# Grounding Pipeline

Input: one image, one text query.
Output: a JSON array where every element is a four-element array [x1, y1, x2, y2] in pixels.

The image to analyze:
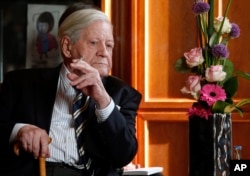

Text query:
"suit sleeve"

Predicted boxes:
[[96, 86, 142, 168]]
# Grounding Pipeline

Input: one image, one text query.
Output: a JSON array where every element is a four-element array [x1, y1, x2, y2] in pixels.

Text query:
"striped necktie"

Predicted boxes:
[[72, 91, 93, 171]]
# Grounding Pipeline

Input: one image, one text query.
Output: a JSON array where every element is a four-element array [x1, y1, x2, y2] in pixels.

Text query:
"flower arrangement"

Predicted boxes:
[[175, 0, 250, 119]]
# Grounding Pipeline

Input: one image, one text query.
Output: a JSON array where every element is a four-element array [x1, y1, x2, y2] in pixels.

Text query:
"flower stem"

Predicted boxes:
[[214, 0, 232, 44], [208, 0, 214, 38]]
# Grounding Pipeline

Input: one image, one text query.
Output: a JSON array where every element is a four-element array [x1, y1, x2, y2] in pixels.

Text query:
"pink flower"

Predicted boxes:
[[205, 65, 226, 82], [184, 47, 204, 68], [188, 103, 212, 120], [181, 75, 201, 99], [200, 84, 227, 106]]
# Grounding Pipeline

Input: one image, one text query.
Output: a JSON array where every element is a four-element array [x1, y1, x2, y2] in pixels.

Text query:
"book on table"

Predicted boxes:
[[122, 166, 163, 175]]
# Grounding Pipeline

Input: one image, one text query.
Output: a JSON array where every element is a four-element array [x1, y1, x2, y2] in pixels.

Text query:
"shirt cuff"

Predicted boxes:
[[95, 98, 115, 123], [9, 123, 27, 143]]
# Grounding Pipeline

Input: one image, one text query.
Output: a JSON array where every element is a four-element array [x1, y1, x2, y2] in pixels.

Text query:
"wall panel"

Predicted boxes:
[[132, 0, 250, 176], [110, 0, 250, 176]]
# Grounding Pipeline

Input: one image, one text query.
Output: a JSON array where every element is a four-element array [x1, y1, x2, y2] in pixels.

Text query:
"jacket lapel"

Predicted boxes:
[[34, 65, 61, 132]]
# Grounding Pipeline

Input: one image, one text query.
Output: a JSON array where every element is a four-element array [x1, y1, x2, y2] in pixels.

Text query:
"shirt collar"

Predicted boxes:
[[59, 63, 75, 93]]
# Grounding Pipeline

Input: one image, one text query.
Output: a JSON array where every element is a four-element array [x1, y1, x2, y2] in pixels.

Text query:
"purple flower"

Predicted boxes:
[[230, 23, 240, 38], [211, 44, 229, 58], [192, 2, 210, 14]]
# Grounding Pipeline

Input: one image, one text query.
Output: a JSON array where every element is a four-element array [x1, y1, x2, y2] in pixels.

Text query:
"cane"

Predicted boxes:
[[13, 137, 52, 176]]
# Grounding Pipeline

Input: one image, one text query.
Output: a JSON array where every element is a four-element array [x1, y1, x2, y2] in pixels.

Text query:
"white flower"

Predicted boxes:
[[214, 16, 232, 34]]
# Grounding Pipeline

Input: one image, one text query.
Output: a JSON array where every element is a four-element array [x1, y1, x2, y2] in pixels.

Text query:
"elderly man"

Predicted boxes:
[[0, 3, 141, 176]]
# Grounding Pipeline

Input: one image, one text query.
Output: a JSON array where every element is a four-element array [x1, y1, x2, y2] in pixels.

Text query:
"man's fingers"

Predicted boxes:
[[40, 137, 52, 158], [13, 137, 52, 158]]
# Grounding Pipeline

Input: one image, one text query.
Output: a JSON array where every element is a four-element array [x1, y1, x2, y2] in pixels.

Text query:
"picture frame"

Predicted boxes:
[[26, 4, 67, 68], [0, 1, 101, 83]]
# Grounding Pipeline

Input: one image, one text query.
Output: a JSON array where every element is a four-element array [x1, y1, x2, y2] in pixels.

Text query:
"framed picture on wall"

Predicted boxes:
[[26, 4, 66, 68]]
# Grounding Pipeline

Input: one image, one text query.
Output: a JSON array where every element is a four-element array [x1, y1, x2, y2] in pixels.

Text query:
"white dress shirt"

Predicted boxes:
[[10, 63, 115, 167]]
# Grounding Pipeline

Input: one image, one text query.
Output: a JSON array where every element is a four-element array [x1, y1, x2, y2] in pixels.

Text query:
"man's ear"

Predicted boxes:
[[61, 36, 72, 58]]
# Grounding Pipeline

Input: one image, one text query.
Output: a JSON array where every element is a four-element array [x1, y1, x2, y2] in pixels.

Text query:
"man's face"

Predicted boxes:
[[68, 21, 114, 77]]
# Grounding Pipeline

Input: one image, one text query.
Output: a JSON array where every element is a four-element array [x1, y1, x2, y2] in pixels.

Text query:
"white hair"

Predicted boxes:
[[58, 9, 112, 43]]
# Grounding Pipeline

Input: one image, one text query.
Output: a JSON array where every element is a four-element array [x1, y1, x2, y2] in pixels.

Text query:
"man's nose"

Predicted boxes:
[[97, 42, 109, 57]]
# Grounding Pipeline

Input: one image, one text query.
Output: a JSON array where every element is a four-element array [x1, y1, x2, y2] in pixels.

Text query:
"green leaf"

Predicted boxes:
[[222, 59, 234, 81], [213, 99, 250, 117], [225, 105, 243, 116], [212, 100, 230, 113], [224, 99, 250, 117], [209, 33, 217, 47], [174, 57, 191, 73], [235, 99, 250, 107], [223, 76, 238, 97], [235, 70, 250, 80], [208, 0, 214, 38]]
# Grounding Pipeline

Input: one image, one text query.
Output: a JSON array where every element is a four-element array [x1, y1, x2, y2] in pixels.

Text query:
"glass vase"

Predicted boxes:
[[189, 113, 232, 176]]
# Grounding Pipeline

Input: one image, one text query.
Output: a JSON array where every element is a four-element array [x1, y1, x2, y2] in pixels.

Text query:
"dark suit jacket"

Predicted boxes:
[[0, 64, 142, 176]]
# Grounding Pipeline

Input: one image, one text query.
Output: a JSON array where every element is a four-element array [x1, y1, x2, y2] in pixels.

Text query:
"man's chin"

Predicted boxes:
[[98, 69, 110, 78]]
